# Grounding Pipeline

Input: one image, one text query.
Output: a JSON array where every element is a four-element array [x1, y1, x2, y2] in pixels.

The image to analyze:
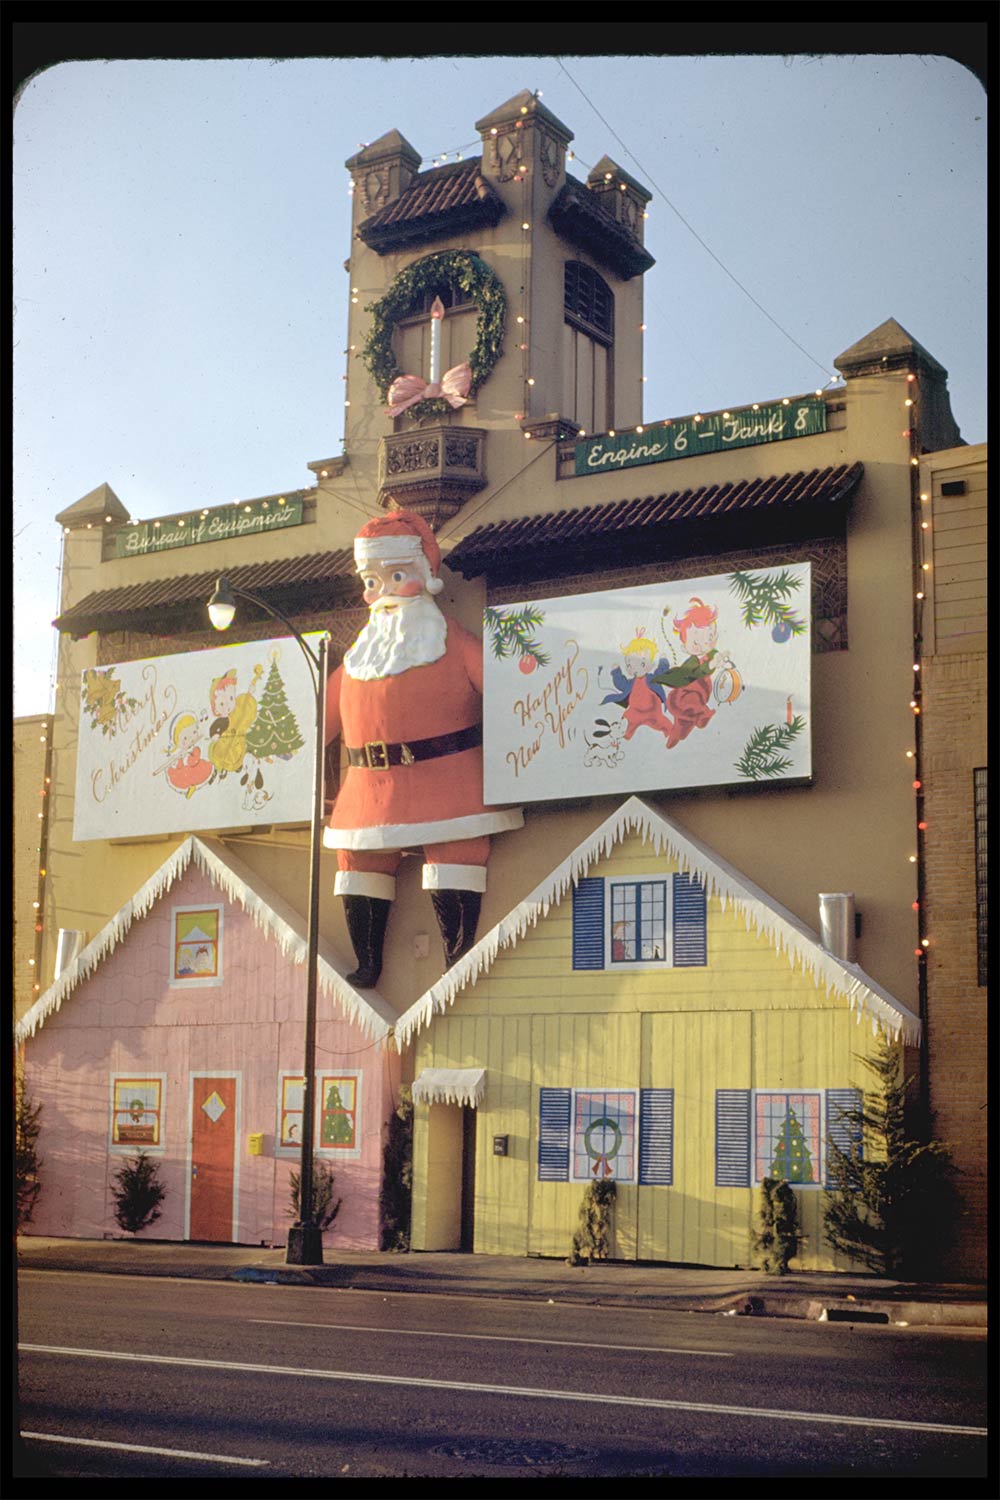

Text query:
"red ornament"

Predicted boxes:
[[519, 655, 538, 675]]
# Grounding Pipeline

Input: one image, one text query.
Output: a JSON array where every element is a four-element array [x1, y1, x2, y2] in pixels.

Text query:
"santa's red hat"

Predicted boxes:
[[354, 511, 444, 594]]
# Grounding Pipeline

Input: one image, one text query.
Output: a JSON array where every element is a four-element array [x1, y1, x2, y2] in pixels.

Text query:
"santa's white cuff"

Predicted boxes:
[[422, 863, 488, 893], [334, 871, 397, 900]]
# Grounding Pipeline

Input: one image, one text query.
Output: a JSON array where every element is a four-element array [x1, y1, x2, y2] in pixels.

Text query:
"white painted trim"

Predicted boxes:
[[421, 863, 488, 893], [185, 1071, 241, 1244], [394, 795, 922, 1049], [324, 807, 524, 851], [752, 1088, 825, 1190], [411, 1067, 486, 1108], [276, 1069, 364, 1160], [568, 1086, 639, 1183], [603, 873, 673, 970], [107, 1072, 167, 1156], [168, 902, 224, 988], [334, 870, 397, 900]]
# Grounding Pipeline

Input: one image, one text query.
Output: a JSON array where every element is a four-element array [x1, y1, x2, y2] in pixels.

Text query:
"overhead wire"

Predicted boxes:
[[555, 59, 836, 385]]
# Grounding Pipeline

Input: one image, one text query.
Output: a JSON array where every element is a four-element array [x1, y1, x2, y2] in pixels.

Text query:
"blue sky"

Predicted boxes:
[[13, 50, 986, 717]]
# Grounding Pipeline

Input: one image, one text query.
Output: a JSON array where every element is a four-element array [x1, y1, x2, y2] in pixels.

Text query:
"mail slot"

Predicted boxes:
[[247, 1132, 265, 1156], [493, 1134, 509, 1157]]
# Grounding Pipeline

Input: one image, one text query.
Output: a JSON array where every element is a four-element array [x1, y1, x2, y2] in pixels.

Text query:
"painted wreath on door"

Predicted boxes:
[[361, 250, 506, 422]]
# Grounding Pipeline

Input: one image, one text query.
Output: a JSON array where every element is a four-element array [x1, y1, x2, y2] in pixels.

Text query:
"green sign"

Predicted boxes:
[[574, 396, 827, 477], [115, 494, 305, 558]]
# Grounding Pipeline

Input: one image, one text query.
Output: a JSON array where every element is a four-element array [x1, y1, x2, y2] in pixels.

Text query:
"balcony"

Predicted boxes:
[[377, 425, 487, 530]]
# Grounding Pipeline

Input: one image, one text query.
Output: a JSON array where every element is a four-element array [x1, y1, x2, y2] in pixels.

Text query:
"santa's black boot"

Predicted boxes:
[[431, 889, 483, 969], [342, 895, 391, 988]]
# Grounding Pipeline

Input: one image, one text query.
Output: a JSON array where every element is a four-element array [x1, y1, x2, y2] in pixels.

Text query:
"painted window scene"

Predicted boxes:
[[319, 1075, 359, 1153], [610, 880, 667, 963], [112, 1077, 162, 1148], [572, 1089, 637, 1181], [755, 1091, 821, 1184], [279, 1075, 304, 1149], [171, 906, 222, 985]]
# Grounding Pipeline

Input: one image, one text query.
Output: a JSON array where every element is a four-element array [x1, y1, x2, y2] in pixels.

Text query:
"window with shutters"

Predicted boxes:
[[572, 872, 707, 971], [538, 1086, 674, 1184], [563, 260, 614, 434], [714, 1088, 862, 1189]]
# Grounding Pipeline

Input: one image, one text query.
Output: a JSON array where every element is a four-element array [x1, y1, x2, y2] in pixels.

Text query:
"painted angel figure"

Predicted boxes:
[[600, 627, 677, 743]]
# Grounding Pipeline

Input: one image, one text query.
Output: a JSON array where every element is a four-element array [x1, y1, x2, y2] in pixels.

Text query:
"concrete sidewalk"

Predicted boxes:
[[17, 1236, 986, 1328]]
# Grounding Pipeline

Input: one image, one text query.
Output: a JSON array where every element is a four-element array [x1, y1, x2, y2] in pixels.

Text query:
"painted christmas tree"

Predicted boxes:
[[320, 1084, 354, 1146], [245, 657, 305, 760], [770, 1106, 815, 1184]]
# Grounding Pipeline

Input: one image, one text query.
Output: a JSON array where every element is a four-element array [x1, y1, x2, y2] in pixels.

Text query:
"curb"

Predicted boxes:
[[227, 1267, 987, 1328]]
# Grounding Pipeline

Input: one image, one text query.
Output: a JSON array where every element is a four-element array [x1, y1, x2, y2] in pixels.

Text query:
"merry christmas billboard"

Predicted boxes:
[[73, 635, 319, 841], [482, 565, 812, 805]]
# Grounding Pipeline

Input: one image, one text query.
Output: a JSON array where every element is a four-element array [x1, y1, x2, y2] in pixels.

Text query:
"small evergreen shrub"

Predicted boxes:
[[568, 1179, 616, 1265], [111, 1151, 166, 1236], [755, 1177, 800, 1274], [16, 1073, 43, 1232], [823, 1036, 960, 1278], [379, 1087, 413, 1251], [288, 1155, 342, 1232]]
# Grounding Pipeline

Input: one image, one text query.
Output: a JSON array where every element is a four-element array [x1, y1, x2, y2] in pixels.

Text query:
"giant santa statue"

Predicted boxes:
[[324, 511, 523, 987]]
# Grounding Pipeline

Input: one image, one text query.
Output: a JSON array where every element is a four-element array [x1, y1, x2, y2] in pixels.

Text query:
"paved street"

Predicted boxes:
[[17, 1269, 988, 1480]]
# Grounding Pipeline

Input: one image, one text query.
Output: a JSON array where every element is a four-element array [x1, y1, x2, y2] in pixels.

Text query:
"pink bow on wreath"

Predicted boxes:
[[386, 363, 472, 418]]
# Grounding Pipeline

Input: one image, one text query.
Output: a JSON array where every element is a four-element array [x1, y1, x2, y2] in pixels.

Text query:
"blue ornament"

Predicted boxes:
[[772, 619, 793, 643]]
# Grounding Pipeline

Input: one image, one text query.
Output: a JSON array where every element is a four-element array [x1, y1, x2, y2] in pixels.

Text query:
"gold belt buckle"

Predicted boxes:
[[364, 740, 390, 769]]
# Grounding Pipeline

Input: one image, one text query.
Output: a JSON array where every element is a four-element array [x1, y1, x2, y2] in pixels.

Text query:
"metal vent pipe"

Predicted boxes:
[[818, 893, 856, 963]]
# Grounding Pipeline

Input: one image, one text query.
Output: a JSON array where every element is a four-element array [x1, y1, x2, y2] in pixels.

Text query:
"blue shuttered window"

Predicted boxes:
[[672, 874, 707, 966], [824, 1087, 863, 1189], [715, 1089, 752, 1186], [571, 873, 707, 969], [638, 1089, 674, 1185], [572, 878, 606, 969], [537, 1088, 572, 1180]]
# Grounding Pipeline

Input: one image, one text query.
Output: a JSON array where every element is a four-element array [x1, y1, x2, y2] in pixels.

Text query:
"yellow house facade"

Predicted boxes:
[[399, 799, 920, 1269]]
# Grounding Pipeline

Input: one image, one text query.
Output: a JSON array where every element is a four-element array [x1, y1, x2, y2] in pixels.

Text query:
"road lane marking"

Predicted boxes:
[[247, 1319, 734, 1357], [21, 1431, 268, 1467], [20, 1345, 987, 1438]]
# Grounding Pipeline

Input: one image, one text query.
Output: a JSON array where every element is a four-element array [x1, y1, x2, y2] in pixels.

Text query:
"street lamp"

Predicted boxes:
[[208, 575, 329, 1265]]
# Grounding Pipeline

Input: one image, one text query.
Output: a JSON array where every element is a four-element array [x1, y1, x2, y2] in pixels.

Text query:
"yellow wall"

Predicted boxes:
[[14, 716, 52, 1022], [412, 833, 887, 1269]]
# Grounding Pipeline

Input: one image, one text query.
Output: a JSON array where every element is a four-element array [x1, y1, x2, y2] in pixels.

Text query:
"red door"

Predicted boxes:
[[189, 1075, 237, 1241]]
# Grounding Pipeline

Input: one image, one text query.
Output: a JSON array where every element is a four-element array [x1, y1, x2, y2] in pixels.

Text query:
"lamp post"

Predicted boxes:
[[208, 576, 329, 1265]]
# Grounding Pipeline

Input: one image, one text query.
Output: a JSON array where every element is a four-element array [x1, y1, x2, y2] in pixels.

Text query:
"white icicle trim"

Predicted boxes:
[[16, 835, 395, 1047], [393, 795, 922, 1051]]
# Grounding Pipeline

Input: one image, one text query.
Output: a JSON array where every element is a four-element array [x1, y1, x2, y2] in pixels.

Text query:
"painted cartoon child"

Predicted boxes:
[[193, 945, 214, 974], [208, 664, 262, 780], [164, 712, 213, 798], [601, 629, 676, 742], [652, 597, 719, 748]]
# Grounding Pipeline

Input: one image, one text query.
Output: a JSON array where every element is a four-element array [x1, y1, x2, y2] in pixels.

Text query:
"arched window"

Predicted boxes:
[[563, 262, 614, 433]]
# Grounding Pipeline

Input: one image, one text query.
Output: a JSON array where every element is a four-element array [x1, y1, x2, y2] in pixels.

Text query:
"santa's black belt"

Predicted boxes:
[[346, 723, 482, 770]]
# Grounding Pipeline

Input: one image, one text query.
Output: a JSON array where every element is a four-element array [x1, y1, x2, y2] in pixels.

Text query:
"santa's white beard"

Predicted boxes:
[[344, 593, 449, 680]]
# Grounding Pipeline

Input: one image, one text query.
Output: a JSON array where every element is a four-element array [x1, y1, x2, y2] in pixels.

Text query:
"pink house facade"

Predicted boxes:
[[16, 837, 400, 1249]]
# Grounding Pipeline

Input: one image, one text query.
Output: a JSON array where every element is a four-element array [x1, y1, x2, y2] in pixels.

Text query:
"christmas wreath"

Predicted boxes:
[[362, 250, 506, 422]]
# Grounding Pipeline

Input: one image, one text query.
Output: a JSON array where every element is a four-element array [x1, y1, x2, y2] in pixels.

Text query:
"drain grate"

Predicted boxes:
[[433, 1439, 596, 1468], [821, 1307, 890, 1324]]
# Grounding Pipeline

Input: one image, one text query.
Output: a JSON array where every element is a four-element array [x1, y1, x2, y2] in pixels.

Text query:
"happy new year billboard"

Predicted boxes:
[[73, 636, 319, 841], [482, 565, 812, 805]]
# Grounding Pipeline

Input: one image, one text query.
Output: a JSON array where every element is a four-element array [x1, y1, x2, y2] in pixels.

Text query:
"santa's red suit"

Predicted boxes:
[[323, 509, 522, 985], [323, 619, 522, 878]]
